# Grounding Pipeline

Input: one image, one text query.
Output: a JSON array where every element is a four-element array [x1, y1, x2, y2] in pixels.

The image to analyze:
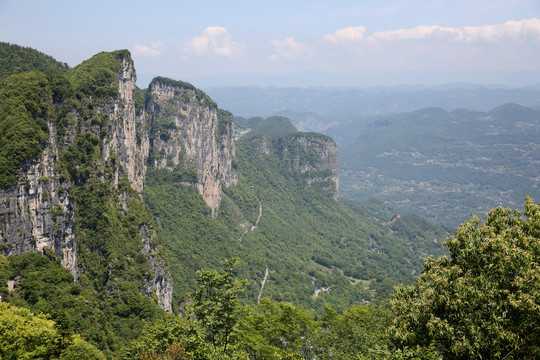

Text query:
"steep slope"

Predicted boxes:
[[0, 50, 174, 313], [230, 133, 449, 305], [145, 77, 236, 217], [145, 119, 449, 312]]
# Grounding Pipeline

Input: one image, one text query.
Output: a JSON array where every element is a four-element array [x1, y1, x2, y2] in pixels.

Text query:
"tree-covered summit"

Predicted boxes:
[[0, 42, 69, 82]]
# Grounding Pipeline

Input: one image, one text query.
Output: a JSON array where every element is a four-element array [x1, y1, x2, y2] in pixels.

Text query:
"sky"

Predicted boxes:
[[1, 0, 539, 88]]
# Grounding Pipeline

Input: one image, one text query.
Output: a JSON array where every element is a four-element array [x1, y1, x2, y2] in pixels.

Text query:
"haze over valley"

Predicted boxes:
[[212, 86, 540, 227]]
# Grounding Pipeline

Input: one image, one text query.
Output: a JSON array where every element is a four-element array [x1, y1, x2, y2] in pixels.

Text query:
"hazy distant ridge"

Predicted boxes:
[[205, 85, 540, 118]]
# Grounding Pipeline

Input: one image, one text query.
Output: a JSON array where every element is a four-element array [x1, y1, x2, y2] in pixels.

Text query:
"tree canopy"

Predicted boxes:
[[389, 197, 540, 359]]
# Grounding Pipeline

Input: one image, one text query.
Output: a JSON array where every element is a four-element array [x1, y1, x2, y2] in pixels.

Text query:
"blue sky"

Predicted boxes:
[[1, 0, 539, 87]]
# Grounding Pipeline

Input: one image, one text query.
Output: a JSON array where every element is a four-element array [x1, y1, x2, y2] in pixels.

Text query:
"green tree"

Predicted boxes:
[[121, 315, 220, 360], [0, 302, 57, 359], [54, 309, 75, 354], [190, 258, 247, 355], [316, 304, 392, 359], [238, 298, 317, 359], [389, 197, 540, 359], [0, 254, 8, 298], [58, 340, 106, 360]]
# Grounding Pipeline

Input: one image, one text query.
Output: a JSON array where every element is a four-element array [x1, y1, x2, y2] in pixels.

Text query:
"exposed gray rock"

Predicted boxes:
[[147, 78, 237, 217], [106, 55, 148, 195], [252, 133, 339, 200], [284, 134, 340, 200], [0, 51, 238, 312], [0, 119, 77, 278]]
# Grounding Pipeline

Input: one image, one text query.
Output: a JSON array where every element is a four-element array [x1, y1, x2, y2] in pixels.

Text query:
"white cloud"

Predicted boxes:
[[184, 26, 241, 57], [325, 18, 540, 44], [270, 37, 314, 60], [132, 40, 163, 57], [371, 25, 454, 41], [323, 26, 366, 44], [459, 18, 540, 42], [319, 18, 540, 71]]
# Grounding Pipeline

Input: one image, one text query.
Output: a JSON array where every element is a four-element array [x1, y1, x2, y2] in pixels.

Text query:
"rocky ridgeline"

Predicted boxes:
[[252, 133, 339, 199], [0, 50, 237, 311], [147, 77, 237, 216], [0, 49, 341, 311]]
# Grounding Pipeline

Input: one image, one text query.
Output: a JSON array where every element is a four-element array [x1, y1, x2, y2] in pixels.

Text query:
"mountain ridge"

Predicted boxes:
[[0, 44, 455, 354]]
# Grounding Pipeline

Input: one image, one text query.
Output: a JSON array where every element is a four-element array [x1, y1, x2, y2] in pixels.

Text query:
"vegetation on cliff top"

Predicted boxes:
[[0, 42, 68, 82], [0, 71, 50, 186], [149, 76, 217, 109], [67, 50, 130, 100], [241, 115, 298, 138]]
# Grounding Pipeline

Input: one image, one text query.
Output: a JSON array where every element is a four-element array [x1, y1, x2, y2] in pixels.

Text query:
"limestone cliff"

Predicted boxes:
[[71, 51, 172, 312], [0, 51, 153, 311], [0, 119, 77, 277], [252, 132, 339, 199], [106, 55, 149, 194], [146, 77, 237, 217], [0, 49, 238, 312]]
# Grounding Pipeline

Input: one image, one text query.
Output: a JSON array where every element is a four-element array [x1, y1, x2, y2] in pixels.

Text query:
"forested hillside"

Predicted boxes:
[[0, 42, 69, 82], [144, 115, 450, 313], [2, 44, 536, 359]]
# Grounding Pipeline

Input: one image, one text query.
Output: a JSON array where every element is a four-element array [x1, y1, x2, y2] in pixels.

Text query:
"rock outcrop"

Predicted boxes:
[[0, 120, 77, 277], [0, 50, 236, 312], [251, 132, 339, 199], [106, 55, 149, 194], [146, 77, 237, 217]]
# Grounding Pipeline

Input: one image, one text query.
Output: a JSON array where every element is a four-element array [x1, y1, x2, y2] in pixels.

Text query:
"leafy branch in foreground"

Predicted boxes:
[[190, 257, 247, 355], [389, 196, 540, 359]]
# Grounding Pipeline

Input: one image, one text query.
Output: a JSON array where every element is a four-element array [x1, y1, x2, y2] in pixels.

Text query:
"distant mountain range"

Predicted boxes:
[[208, 85, 540, 227], [334, 104, 540, 227], [205, 85, 540, 118]]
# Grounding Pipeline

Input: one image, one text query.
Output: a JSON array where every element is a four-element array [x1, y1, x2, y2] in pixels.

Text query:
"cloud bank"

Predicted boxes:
[[324, 18, 540, 44], [318, 18, 540, 71], [184, 26, 242, 57]]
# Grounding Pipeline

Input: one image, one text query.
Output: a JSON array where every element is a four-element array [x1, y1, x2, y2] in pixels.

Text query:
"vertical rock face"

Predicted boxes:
[[254, 133, 339, 199], [104, 55, 148, 194], [147, 77, 237, 217], [139, 223, 173, 312], [0, 50, 237, 312], [282, 134, 339, 200], [103, 54, 172, 312], [0, 120, 78, 277]]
